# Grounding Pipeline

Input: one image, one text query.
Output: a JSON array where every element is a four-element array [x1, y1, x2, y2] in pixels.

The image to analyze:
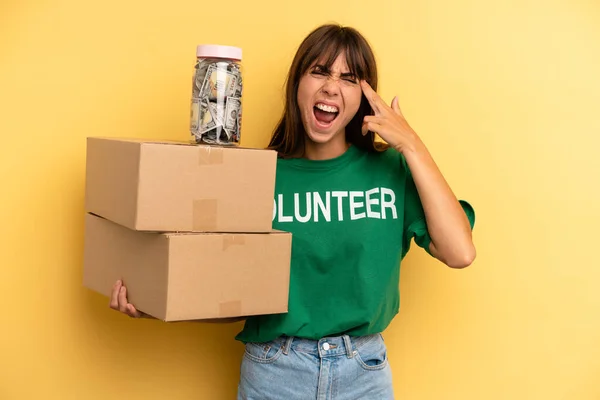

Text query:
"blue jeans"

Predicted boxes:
[[237, 333, 395, 400]]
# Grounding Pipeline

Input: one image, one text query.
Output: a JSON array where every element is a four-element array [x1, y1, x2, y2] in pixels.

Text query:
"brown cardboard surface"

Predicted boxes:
[[84, 137, 277, 233], [83, 213, 291, 321]]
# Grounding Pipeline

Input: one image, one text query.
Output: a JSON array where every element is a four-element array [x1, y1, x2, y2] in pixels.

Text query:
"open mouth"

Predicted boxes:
[[313, 102, 339, 127]]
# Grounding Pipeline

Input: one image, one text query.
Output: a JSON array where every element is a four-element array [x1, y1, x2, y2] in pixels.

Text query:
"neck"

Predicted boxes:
[[303, 135, 350, 161]]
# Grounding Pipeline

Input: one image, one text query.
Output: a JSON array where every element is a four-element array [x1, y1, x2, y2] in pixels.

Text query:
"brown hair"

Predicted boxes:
[[267, 24, 389, 157]]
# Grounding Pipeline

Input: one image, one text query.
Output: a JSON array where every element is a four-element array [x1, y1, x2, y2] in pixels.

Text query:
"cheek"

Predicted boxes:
[[343, 87, 363, 115], [297, 80, 314, 111]]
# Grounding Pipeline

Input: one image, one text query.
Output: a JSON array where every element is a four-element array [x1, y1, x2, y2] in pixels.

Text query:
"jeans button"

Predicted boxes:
[[322, 342, 330, 351]]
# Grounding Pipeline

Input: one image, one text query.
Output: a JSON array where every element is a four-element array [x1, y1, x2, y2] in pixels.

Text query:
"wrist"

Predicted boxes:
[[395, 136, 426, 158]]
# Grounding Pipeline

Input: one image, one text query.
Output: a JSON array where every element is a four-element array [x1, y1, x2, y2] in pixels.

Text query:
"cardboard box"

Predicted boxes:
[[83, 213, 292, 321], [85, 137, 277, 233]]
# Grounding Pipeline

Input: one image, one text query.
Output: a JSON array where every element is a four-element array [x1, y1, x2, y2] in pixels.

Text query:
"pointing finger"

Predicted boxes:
[[360, 80, 382, 113]]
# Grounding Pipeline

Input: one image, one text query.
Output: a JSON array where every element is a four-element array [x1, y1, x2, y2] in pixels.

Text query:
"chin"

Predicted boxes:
[[305, 129, 339, 145]]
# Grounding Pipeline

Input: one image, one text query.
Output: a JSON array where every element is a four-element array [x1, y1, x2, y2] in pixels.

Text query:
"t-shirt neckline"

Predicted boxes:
[[281, 145, 361, 171]]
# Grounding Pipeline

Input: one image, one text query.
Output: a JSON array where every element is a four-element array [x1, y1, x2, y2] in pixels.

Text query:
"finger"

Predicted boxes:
[[360, 80, 383, 113], [120, 287, 142, 318], [109, 280, 121, 309], [118, 285, 129, 313], [362, 121, 383, 136], [362, 115, 385, 135], [363, 115, 384, 124], [360, 80, 380, 112], [127, 304, 142, 318], [391, 96, 403, 117], [391, 96, 405, 118]]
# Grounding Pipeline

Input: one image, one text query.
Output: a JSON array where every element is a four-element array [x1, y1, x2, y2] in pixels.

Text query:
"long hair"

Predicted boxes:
[[268, 24, 389, 157]]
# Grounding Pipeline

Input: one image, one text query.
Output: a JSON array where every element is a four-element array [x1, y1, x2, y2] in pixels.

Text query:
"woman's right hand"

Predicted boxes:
[[109, 280, 146, 318]]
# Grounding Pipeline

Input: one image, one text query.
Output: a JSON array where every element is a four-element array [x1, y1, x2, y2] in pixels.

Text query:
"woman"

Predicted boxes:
[[111, 24, 476, 399]]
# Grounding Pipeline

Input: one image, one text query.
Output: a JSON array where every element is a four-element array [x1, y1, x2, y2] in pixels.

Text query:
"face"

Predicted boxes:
[[296, 53, 363, 147]]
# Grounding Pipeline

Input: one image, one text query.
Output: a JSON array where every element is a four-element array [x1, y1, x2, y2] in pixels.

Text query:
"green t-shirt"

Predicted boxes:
[[235, 145, 475, 343]]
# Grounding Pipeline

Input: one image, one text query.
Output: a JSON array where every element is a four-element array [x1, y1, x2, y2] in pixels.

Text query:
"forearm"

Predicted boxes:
[[402, 141, 476, 268]]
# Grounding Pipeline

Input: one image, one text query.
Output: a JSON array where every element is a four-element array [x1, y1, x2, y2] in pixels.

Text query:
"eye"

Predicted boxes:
[[340, 75, 357, 85], [310, 66, 327, 76]]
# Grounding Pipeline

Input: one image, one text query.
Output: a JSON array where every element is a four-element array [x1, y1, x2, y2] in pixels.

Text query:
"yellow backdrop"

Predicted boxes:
[[2, 0, 599, 399]]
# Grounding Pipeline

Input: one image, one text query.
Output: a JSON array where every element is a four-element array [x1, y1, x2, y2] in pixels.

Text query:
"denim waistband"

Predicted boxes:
[[271, 333, 383, 359]]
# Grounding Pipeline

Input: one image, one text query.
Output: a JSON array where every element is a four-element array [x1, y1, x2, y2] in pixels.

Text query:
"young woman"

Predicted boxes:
[[110, 24, 476, 400]]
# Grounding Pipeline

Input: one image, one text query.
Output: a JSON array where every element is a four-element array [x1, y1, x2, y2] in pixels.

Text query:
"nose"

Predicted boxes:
[[321, 76, 341, 97]]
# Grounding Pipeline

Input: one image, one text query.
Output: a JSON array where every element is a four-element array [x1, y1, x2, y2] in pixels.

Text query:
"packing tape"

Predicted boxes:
[[222, 235, 246, 251], [219, 300, 242, 317], [192, 199, 218, 231], [198, 147, 224, 165]]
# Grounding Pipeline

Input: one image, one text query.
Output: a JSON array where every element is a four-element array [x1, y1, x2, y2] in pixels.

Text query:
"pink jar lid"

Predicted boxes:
[[196, 44, 242, 60]]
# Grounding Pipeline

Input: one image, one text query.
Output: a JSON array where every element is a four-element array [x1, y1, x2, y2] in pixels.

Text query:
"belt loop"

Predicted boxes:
[[343, 335, 354, 358], [282, 336, 293, 356]]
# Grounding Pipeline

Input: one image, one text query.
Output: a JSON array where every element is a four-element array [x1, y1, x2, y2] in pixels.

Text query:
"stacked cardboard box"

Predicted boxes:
[[82, 137, 292, 322]]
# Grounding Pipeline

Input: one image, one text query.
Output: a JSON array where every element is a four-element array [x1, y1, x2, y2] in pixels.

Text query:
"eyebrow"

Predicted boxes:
[[313, 64, 357, 78]]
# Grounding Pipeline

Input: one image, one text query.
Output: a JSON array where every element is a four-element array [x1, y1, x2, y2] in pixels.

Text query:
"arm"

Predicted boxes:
[[402, 144, 476, 268], [360, 81, 476, 268]]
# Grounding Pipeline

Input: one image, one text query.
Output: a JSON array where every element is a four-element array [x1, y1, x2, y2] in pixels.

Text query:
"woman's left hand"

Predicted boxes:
[[360, 80, 422, 154]]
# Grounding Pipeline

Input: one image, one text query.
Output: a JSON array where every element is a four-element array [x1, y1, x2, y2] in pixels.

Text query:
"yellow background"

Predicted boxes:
[[2, 0, 599, 398]]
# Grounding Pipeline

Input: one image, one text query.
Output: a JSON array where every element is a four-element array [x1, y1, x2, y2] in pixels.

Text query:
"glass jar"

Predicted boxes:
[[190, 44, 243, 146]]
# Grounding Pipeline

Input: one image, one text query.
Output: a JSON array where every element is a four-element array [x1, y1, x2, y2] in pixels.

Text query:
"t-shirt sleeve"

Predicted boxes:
[[400, 154, 476, 258]]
